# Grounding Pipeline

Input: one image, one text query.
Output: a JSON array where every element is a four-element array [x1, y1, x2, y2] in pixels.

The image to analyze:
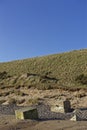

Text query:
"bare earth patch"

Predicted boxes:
[[0, 118, 87, 130]]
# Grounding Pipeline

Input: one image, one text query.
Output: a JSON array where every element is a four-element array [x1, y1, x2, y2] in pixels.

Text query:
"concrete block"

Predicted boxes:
[[70, 115, 78, 121], [51, 106, 64, 113], [63, 100, 71, 113], [15, 107, 38, 120]]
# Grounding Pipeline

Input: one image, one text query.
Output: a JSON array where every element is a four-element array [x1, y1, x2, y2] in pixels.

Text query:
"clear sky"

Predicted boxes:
[[0, 0, 87, 62]]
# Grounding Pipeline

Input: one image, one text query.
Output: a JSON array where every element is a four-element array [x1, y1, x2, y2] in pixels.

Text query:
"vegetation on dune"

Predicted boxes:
[[0, 49, 87, 90], [75, 74, 87, 85]]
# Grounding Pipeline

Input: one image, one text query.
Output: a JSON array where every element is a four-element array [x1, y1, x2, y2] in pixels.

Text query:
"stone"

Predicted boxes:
[[51, 100, 71, 113], [70, 115, 78, 121], [51, 106, 65, 113]]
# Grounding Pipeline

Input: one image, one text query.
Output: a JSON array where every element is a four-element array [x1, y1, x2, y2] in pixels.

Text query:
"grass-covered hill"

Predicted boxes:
[[0, 49, 87, 90]]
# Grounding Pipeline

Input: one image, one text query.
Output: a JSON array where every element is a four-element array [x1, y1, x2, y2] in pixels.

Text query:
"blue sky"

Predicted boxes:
[[0, 0, 87, 62]]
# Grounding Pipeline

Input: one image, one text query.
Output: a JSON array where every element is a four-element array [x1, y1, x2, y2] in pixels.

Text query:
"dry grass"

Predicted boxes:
[[0, 49, 87, 90]]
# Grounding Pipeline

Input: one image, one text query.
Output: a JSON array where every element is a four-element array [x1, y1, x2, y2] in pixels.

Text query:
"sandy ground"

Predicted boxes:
[[0, 117, 87, 130], [1, 88, 87, 109], [0, 88, 87, 130]]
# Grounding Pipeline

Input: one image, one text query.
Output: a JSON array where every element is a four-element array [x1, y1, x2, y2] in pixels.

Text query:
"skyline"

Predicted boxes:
[[0, 0, 87, 62]]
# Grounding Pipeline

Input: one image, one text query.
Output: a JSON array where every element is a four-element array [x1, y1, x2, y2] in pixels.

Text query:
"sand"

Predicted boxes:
[[0, 108, 87, 130]]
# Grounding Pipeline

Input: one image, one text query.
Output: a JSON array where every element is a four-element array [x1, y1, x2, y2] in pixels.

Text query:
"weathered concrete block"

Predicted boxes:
[[51, 106, 65, 113], [70, 115, 78, 121], [15, 107, 38, 120], [51, 100, 71, 113], [63, 100, 71, 113]]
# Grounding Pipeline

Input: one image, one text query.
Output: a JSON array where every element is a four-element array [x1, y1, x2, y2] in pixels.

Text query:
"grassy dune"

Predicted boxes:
[[0, 49, 87, 90]]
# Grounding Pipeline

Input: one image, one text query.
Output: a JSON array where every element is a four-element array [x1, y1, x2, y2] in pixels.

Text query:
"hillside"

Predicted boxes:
[[0, 49, 87, 90]]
